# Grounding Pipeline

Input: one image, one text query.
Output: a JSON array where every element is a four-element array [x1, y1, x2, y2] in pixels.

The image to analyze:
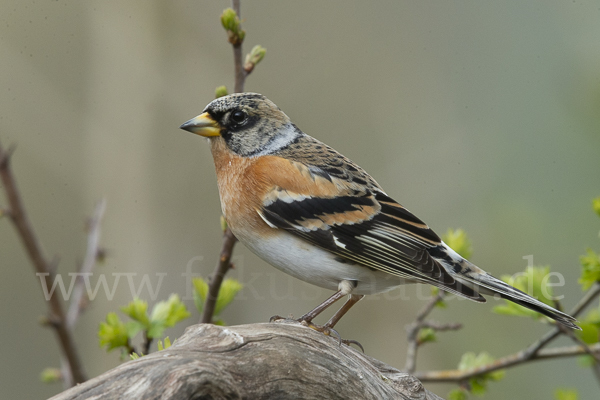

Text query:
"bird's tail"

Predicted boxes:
[[456, 266, 580, 330], [433, 242, 580, 330]]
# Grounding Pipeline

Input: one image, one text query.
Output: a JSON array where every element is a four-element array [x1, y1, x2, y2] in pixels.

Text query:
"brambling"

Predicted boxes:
[[180, 93, 579, 331]]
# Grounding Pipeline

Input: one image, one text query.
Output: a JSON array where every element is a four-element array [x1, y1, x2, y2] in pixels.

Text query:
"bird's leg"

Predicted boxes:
[[297, 289, 346, 324], [324, 294, 365, 329], [272, 281, 364, 350], [297, 279, 357, 323], [324, 294, 366, 352]]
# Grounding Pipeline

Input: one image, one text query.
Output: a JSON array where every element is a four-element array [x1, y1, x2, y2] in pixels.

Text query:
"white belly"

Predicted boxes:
[[239, 230, 410, 295]]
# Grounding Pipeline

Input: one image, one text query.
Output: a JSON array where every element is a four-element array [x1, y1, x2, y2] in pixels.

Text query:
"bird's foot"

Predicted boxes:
[[298, 319, 342, 342], [298, 319, 365, 352], [270, 315, 364, 352]]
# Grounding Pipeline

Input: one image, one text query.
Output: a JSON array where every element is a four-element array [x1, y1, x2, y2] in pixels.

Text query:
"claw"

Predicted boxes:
[[326, 327, 342, 346], [279, 315, 365, 352], [342, 339, 365, 353], [269, 315, 285, 323]]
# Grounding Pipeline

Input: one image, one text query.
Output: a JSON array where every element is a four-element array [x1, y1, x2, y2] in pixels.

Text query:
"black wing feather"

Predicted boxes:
[[261, 189, 484, 300]]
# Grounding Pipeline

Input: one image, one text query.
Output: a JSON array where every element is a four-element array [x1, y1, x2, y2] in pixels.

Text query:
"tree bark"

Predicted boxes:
[[49, 321, 444, 400]]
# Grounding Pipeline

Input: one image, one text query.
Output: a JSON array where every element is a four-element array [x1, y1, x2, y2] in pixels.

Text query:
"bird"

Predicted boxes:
[[180, 92, 579, 332]]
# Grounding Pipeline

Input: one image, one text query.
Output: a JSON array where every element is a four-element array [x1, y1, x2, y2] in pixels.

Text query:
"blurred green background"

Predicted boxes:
[[1, 1, 599, 398]]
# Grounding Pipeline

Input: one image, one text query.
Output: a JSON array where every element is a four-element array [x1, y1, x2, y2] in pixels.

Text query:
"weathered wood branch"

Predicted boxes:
[[49, 322, 444, 400]]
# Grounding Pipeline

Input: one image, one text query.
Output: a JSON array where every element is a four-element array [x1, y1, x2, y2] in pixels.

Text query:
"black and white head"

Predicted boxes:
[[180, 93, 301, 157]]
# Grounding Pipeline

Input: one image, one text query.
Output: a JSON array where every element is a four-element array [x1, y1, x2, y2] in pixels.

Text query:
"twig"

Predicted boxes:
[[231, 0, 245, 93], [420, 321, 463, 332], [523, 283, 600, 358], [404, 292, 447, 373], [201, 227, 237, 323], [570, 282, 600, 318], [559, 322, 600, 363], [0, 141, 86, 384], [67, 199, 107, 329], [415, 342, 600, 382], [202, 0, 263, 325], [558, 322, 600, 385], [142, 331, 152, 355], [413, 283, 600, 384]]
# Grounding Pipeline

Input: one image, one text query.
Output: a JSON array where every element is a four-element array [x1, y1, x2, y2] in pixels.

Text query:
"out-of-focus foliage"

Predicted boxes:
[[554, 388, 578, 400], [443, 229, 473, 260], [193, 277, 243, 325], [447, 352, 505, 399], [493, 266, 557, 320], [221, 7, 245, 44], [98, 295, 189, 355], [579, 249, 600, 291]]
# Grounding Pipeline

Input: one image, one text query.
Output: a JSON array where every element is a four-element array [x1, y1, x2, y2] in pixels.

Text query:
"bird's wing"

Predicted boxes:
[[254, 155, 484, 301]]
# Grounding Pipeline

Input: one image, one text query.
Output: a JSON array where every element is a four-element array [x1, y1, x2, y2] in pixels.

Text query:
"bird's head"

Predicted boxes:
[[180, 93, 300, 157]]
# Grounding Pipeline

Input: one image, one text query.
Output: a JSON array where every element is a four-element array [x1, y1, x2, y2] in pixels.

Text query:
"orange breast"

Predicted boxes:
[[208, 137, 361, 240]]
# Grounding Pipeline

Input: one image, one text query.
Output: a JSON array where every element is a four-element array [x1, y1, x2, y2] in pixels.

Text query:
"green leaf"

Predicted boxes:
[[192, 277, 243, 321], [157, 336, 172, 351], [98, 312, 129, 351], [554, 388, 578, 400], [575, 306, 600, 345], [193, 277, 209, 314], [442, 229, 473, 260], [430, 287, 447, 308], [244, 45, 267, 71], [579, 249, 600, 291], [40, 368, 61, 384], [147, 294, 190, 339], [215, 86, 228, 99], [125, 320, 145, 339], [220, 8, 238, 31], [592, 196, 600, 218], [448, 388, 468, 400], [130, 352, 141, 360], [220, 7, 245, 44], [577, 355, 595, 368], [469, 377, 487, 395], [417, 327, 437, 344], [576, 322, 599, 345], [121, 298, 150, 328], [150, 294, 190, 326], [456, 352, 505, 395], [214, 278, 243, 316], [492, 266, 558, 321]]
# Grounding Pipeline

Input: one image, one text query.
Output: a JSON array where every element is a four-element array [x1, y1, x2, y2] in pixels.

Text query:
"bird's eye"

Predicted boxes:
[[230, 110, 247, 124]]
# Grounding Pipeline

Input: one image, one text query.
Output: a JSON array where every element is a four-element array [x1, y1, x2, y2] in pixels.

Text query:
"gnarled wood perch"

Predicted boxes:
[[49, 321, 444, 400]]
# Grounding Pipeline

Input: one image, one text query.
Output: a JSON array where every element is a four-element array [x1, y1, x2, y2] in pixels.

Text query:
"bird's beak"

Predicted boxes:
[[179, 112, 221, 137]]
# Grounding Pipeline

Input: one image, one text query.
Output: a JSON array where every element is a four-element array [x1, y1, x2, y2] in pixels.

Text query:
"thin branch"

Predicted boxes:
[[67, 198, 107, 329], [559, 324, 600, 363], [558, 322, 600, 385], [570, 282, 600, 318], [0, 142, 86, 384], [412, 283, 600, 384], [420, 321, 462, 332], [202, 0, 264, 325], [523, 283, 600, 358], [142, 331, 152, 355], [414, 342, 600, 383], [201, 227, 237, 323], [404, 292, 447, 374], [232, 0, 245, 93]]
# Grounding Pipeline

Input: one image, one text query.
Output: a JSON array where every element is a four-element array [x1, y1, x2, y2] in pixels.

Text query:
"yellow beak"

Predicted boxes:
[[179, 112, 221, 137]]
